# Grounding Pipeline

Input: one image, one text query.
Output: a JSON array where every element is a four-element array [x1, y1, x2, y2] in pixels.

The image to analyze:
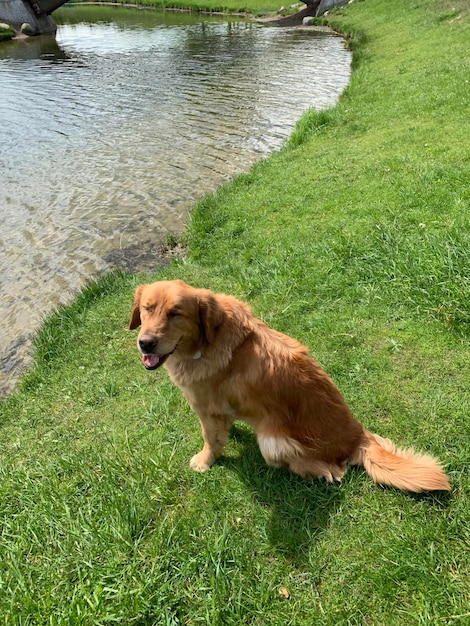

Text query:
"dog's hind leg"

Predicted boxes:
[[257, 435, 302, 468], [190, 413, 233, 472], [288, 456, 348, 482], [258, 434, 347, 482]]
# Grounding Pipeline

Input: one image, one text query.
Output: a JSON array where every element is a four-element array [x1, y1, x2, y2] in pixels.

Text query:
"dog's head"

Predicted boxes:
[[129, 280, 223, 370]]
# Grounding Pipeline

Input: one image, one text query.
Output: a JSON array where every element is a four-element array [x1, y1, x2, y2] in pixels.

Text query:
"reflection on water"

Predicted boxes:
[[0, 6, 351, 393]]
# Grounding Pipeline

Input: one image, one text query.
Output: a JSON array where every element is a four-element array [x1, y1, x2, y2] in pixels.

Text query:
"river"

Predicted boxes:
[[0, 6, 351, 394]]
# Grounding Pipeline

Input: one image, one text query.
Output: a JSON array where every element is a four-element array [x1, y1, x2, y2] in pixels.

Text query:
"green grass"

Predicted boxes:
[[1, 0, 469, 623], [0, 25, 14, 41], [70, 0, 287, 16]]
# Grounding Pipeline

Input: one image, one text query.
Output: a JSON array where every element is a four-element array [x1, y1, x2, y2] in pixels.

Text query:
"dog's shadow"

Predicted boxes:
[[216, 426, 451, 564], [217, 424, 347, 565]]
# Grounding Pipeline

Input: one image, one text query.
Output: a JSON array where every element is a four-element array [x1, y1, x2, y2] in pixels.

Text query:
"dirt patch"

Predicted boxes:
[[256, 7, 335, 32]]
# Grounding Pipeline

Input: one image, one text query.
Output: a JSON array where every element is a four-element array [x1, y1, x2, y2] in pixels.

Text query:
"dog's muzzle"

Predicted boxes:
[[138, 334, 175, 370]]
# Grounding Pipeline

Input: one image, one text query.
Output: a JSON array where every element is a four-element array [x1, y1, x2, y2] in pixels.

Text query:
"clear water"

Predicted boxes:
[[0, 6, 351, 393]]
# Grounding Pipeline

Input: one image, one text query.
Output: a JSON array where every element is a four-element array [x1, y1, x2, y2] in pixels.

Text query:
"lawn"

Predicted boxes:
[[0, 0, 469, 624], [71, 0, 287, 17]]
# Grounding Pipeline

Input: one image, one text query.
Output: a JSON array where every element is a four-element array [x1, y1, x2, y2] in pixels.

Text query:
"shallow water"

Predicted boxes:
[[0, 7, 351, 393]]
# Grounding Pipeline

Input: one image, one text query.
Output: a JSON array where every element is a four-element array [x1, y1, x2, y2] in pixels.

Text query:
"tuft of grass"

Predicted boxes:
[[0, 25, 15, 41], [285, 109, 336, 150], [1, 0, 469, 623]]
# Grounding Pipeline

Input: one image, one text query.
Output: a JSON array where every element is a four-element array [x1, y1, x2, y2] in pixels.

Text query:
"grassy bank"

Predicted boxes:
[[71, 0, 285, 16], [0, 25, 15, 41], [1, 0, 469, 623]]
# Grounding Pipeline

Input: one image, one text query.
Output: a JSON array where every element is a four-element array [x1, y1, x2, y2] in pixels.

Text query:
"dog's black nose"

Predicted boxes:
[[139, 335, 158, 353]]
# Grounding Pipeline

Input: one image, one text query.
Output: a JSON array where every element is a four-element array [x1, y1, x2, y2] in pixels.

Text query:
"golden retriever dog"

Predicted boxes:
[[129, 279, 450, 492]]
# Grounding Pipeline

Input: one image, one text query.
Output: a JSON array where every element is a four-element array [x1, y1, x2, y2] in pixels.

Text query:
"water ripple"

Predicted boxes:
[[0, 9, 351, 393]]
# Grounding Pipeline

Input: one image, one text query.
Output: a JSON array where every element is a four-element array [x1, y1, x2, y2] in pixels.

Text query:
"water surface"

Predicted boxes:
[[0, 6, 351, 393]]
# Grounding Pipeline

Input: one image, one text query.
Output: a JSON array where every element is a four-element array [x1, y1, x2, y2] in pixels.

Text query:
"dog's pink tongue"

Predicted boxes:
[[142, 354, 159, 368]]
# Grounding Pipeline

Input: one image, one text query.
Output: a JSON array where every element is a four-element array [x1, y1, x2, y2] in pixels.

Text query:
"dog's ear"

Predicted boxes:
[[198, 290, 224, 345], [129, 285, 145, 330]]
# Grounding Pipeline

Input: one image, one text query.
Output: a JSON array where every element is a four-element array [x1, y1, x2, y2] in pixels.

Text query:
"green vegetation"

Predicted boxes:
[[1, 0, 469, 623], [71, 0, 286, 16], [0, 25, 15, 41]]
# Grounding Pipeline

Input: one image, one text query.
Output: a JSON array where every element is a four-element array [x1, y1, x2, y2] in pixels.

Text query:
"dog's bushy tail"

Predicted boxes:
[[351, 430, 451, 492]]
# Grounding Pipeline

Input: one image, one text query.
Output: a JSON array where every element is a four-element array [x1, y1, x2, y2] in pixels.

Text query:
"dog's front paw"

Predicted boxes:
[[190, 452, 213, 472]]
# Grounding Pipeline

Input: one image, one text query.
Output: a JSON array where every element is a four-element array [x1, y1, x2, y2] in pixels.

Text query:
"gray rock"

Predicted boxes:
[[21, 22, 37, 35], [317, 0, 349, 16]]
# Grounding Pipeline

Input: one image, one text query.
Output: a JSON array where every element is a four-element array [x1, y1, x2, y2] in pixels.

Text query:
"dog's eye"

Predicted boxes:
[[168, 310, 181, 318]]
